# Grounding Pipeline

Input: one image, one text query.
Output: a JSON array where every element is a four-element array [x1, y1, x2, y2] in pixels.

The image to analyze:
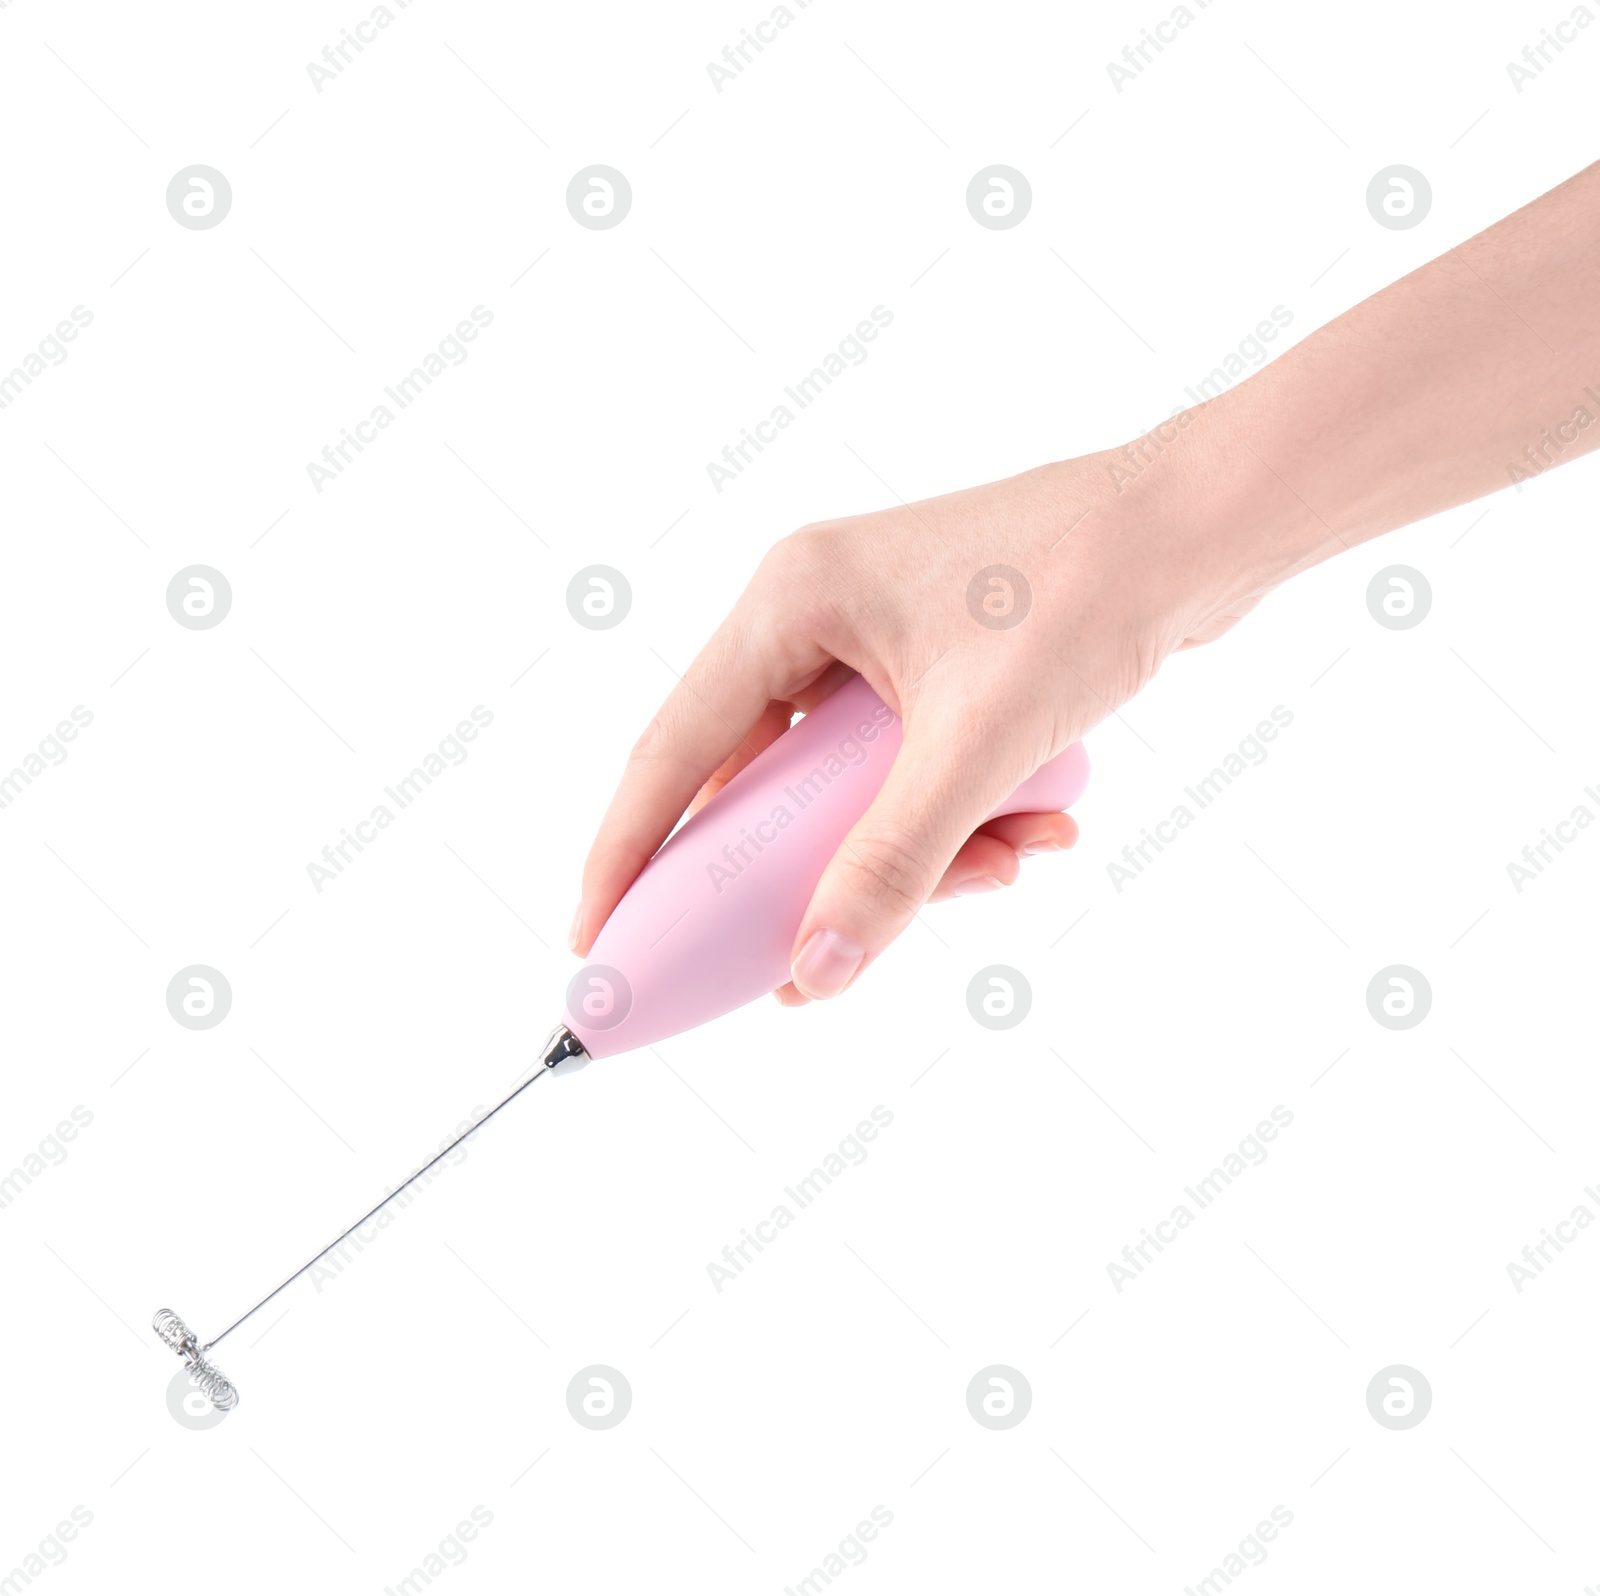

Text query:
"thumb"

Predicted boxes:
[[787, 713, 1021, 1000]]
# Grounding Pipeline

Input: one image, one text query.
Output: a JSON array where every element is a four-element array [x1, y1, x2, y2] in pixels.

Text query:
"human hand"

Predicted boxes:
[[571, 439, 1267, 1004], [571, 159, 1600, 1006]]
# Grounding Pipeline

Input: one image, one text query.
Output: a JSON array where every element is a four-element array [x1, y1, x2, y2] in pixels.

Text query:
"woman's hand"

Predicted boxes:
[[572, 436, 1263, 1003], [571, 158, 1600, 1004]]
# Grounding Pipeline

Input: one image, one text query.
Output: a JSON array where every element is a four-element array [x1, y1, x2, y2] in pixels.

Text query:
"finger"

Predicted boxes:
[[926, 811, 1078, 900], [777, 812, 1077, 987], [969, 810, 1078, 858], [926, 832, 1021, 901], [684, 700, 796, 818], [787, 712, 1024, 1000], [685, 661, 861, 817], [575, 623, 825, 955]]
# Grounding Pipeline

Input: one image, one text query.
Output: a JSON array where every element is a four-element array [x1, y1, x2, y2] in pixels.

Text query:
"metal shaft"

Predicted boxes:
[[203, 1026, 586, 1351]]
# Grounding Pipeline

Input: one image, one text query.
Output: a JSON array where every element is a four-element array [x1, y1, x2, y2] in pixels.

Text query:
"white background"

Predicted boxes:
[[3, 0, 1599, 1590]]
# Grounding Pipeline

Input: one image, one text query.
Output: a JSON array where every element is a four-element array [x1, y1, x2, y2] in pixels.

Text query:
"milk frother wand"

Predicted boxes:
[[155, 674, 1090, 1408]]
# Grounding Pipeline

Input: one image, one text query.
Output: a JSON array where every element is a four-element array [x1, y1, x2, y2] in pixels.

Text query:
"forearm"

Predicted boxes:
[[1162, 159, 1600, 613], [581, 161, 1600, 992]]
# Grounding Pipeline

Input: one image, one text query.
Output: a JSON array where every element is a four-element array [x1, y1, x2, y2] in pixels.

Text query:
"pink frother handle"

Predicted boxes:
[[564, 674, 1088, 1058]]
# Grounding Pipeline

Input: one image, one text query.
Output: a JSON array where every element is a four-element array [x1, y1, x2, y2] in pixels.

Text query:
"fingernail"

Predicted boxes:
[[567, 903, 584, 954], [953, 875, 1006, 896], [1023, 839, 1063, 855], [790, 928, 865, 1000]]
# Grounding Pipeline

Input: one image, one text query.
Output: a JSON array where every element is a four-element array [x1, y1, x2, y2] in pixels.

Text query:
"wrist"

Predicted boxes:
[[1097, 396, 1340, 629]]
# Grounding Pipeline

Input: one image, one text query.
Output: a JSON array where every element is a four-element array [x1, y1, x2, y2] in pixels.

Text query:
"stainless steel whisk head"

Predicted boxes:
[[153, 1308, 240, 1412], [148, 1027, 589, 1415]]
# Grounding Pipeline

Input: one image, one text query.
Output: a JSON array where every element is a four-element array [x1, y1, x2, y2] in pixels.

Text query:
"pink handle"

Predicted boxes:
[[564, 674, 1088, 1058]]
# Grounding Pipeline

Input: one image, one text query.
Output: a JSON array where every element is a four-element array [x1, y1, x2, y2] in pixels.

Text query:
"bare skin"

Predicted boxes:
[[573, 159, 1600, 1004]]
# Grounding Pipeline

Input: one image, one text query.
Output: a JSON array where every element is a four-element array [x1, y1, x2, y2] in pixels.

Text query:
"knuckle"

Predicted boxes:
[[629, 710, 677, 768], [758, 529, 815, 582], [764, 522, 845, 580], [750, 528, 840, 636], [836, 822, 931, 918]]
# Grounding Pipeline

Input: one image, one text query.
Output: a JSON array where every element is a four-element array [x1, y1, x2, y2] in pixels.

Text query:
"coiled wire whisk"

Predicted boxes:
[[153, 1308, 240, 1412], [148, 1029, 587, 1413]]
